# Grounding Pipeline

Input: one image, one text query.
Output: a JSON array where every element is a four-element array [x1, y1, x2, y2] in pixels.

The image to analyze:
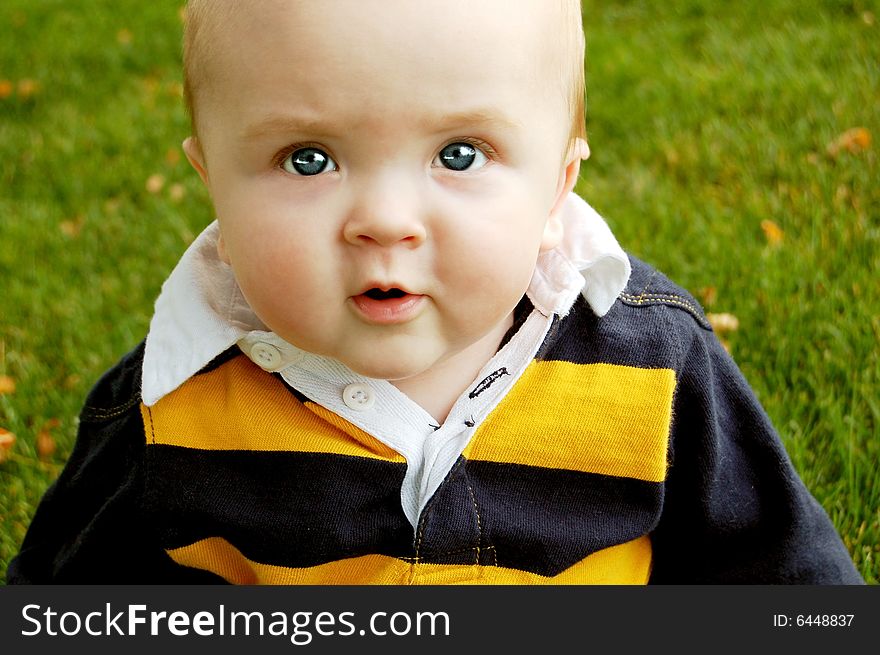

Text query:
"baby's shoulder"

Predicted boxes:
[[81, 342, 241, 423], [617, 255, 711, 331], [548, 255, 714, 372], [79, 340, 147, 424]]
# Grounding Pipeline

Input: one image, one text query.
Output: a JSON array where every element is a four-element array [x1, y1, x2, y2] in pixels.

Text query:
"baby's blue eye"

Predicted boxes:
[[281, 147, 338, 176], [435, 142, 488, 171]]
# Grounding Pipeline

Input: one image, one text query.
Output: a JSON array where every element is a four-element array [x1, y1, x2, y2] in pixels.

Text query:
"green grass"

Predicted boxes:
[[1, 0, 877, 583]]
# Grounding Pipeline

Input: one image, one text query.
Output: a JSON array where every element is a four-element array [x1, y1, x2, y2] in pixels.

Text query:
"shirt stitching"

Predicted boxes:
[[146, 404, 156, 445], [466, 478, 484, 566], [82, 395, 141, 421], [619, 292, 711, 329]]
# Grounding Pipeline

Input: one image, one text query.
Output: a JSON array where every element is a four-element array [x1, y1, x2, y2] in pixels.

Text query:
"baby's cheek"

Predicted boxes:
[[460, 226, 533, 282]]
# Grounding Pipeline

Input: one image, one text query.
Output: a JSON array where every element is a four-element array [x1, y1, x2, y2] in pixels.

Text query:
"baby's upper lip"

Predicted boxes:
[[353, 281, 418, 296]]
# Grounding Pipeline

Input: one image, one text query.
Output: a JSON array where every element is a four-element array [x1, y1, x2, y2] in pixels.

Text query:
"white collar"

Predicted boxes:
[[141, 192, 630, 407]]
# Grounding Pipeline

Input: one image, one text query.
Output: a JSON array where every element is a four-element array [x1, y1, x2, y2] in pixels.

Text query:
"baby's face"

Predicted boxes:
[[186, 0, 580, 383]]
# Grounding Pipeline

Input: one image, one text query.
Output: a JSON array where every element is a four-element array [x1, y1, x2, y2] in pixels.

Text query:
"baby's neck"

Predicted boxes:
[[391, 314, 514, 424]]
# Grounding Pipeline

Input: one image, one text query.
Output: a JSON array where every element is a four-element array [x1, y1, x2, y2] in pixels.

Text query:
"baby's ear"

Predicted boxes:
[[183, 136, 209, 185], [540, 138, 588, 252]]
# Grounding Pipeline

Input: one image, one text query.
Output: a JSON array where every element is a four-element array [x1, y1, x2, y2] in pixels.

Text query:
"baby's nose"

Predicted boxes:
[[343, 174, 427, 248]]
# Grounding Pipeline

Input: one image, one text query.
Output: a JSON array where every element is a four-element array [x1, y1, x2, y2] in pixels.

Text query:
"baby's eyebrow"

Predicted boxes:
[[240, 107, 522, 140], [425, 108, 523, 133], [240, 114, 334, 140]]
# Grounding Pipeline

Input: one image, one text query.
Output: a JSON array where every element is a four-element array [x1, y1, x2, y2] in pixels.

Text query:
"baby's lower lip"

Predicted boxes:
[[350, 293, 426, 324]]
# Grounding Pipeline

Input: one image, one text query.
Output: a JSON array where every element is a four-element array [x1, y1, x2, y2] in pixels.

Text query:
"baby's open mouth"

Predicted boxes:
[[351, 287, 425, 324], [363, 287, 408, 300]]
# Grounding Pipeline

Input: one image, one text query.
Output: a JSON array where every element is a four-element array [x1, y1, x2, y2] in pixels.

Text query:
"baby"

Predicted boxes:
[[8, 0, 863, 584]]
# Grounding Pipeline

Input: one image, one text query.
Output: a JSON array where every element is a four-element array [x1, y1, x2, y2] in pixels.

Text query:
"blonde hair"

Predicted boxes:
[[562, 0, 588, 145], [183, 0, 587, 145], [182, 0, 234, 138]]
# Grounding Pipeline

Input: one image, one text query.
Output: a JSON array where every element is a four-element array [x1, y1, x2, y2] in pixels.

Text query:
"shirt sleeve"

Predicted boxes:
[[648, 318, 864, 584], [6, 344, 222, 584]]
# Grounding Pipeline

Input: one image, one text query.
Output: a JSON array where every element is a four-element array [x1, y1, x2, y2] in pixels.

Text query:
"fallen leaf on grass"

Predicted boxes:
[[0, 375, 15, 394], [169, 183, 186, 202], [761, 219, 784, 246], [0, 428, 15, 463], [706, 312, 739, 354], [60, 215, 85, 237], [36, 432, 56, 460], [17, 78, 39, 99], [36, 419, 60, 461], [706, 312, 740, 333], [146, 173, 166, 194], [698, 286, 717, 307], [827, 127, 871, 157]]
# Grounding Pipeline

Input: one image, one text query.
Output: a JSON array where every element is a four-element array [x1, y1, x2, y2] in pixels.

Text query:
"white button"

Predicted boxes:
[[250, 342, 283, 369], [342, 383, 375, 411]]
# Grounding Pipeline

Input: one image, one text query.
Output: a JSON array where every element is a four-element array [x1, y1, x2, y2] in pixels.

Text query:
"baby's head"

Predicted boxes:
[[180, 0, 589, 387]]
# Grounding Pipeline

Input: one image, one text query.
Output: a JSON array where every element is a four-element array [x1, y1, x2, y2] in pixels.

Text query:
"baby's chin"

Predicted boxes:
[[340, 353, 437, 383]]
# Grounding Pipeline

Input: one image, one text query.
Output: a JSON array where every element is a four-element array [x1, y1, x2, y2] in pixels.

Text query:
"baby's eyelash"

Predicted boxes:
[[451, 137, 499, 160], [272, 142, 328, 169]]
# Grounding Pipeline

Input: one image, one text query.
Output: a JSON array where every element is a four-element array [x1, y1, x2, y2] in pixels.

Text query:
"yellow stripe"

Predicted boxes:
[[410, 537, 652, 584], [166, 536, 652, 585], [141, 356, 403, 462], [465, 360, 674, 482]]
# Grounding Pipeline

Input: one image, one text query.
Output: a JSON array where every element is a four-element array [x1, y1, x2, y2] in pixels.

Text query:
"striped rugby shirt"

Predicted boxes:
[[8, 195, 863, 584]]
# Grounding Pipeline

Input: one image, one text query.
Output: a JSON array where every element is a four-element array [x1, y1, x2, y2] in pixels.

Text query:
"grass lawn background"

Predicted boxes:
[[1, 0, 877, 583]]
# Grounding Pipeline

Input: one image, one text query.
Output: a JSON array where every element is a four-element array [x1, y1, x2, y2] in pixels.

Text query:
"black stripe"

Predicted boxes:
[[468, 460, 662, 576], [145, 445, 413, 567], [145, 446, 661, 576], [417, 459, 663, 576]]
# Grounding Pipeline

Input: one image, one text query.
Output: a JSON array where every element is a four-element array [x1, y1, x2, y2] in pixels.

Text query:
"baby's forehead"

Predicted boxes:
[[192, 0, 565, 77], [186, 0, 580, 143]]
